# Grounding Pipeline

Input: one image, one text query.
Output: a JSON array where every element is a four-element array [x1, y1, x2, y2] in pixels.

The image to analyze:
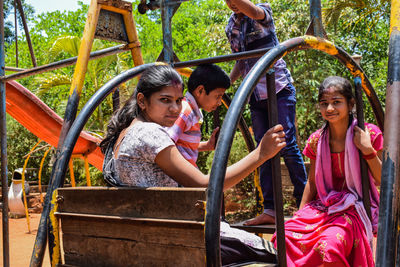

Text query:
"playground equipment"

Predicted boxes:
[[5, 78, 106, 234], [8, 168, 29, 217], [0, 0, 398, 266], [5, 81, 103, 169]]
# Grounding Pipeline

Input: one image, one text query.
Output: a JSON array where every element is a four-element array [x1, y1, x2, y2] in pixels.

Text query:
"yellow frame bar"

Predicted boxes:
[[22, 140, 42, 233], [38, 146, 53, 203], [68, 0, 101, 97]]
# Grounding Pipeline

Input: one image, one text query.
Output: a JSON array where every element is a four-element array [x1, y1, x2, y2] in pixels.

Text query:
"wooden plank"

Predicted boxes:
[[57, 187, 206, 221], [56, 212, 205, 226], [63, 234, 206, 267], [60, 216, 205, 248]]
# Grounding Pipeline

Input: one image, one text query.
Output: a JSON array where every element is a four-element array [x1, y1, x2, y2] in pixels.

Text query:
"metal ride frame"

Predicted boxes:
[[0, 0, 399, 267], [0, 0, 270, 265]]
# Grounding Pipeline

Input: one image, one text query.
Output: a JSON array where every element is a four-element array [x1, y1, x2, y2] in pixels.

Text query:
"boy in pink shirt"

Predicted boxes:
[[167, 64, 230, 167]]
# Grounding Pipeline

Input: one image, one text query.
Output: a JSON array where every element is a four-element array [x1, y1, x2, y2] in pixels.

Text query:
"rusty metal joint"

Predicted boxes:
[[195, 200, 206, 210], [124, 41, 141, 50], [56, 195, 64, 204]]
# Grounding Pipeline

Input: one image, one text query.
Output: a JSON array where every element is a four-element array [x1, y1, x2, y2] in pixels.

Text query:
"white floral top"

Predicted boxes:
[[115, 121, 178, 187]]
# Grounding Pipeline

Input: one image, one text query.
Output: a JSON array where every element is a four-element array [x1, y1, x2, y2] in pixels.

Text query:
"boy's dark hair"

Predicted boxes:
[[188, 64, 231, 94]]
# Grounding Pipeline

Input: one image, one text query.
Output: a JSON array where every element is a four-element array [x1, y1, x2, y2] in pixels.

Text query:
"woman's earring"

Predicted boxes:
[[138, 100, 145, 110]]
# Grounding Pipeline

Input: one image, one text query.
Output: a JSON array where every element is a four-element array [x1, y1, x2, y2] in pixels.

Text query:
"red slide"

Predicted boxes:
[[5, 80, 104, 170]]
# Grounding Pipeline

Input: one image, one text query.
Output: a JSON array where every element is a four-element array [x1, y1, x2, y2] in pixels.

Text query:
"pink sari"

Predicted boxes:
[[272, 120, 380, 266]]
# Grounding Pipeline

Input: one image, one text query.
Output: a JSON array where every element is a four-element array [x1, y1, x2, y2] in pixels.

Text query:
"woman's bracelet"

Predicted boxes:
[[362, 150, 377, 160]]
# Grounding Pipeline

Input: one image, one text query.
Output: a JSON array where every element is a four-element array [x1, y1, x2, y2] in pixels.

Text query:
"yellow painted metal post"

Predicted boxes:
[[253, 168, 264, 215], [390, 0, 400, 36], [22, 140, 42, 233], [84, 156, 91, 186], [49, 189, 60, 267], [123, 12, 144, 66], [68, 160, 76, 187], [69, 0, 101, 97], [38, 146, 52, 203]]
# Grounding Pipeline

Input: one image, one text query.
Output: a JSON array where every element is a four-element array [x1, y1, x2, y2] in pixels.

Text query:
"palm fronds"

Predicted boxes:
[[323, 0, 390, 31]]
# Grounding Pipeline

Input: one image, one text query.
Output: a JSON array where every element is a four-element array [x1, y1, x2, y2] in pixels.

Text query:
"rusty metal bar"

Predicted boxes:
[[14, 0, 18, 67], [3, 45, 266, 82], [138, 0, 160, 13], [5, 66, 26, 72], [161, 0, 180, 63], [354, 77, 372, 221], [174, 47, 270, 69], [15, 0, 36, 67], [376, 0, 400, 265], [0, 0, 10, 266], [307, 0, 327, 38], [2, 44, 126, 82], [266, 69, 286, 267]]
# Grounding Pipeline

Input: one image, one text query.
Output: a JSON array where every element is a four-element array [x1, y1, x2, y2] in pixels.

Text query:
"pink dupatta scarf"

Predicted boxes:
[[315, 119, 379, 243]]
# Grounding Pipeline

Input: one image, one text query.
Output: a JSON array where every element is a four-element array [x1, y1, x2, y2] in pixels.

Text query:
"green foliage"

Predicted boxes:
[[323, 0, 390, 32]]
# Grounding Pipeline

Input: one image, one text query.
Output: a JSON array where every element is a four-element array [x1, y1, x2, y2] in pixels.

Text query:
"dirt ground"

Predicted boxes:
[[0, 213, 51, 267]]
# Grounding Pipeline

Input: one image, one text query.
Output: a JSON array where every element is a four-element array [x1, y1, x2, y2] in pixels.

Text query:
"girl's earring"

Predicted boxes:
[[138, 101, 145, 110]]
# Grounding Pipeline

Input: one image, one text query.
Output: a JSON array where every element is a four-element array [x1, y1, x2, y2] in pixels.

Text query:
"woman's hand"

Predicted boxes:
[[258, 124, 286, 160], [353, 126, 375, 155]]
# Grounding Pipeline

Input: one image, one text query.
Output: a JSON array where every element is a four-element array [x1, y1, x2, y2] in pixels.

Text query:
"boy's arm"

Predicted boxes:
[[229, 0, 266, 20], [198, 127, 219, 151]]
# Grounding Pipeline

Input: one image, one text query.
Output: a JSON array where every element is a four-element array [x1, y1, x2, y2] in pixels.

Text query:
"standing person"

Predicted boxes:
[[101, 65, 286, 265], [225, 0, 307, 225], [166, 64, 230, 167], [272, 76, 382, 266]]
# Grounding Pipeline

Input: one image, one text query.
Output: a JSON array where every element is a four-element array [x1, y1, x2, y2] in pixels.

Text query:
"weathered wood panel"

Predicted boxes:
[[57, 187, 206, 221], [60, 216, 205, 248], [58, 187, 207, 266], [63, 234, 206, 267]]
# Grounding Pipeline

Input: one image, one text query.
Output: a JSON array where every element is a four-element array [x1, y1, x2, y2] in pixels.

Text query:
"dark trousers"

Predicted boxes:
[[249, 83, 307, 211]]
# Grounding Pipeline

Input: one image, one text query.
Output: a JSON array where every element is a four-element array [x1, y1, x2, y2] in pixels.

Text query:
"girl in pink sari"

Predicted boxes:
[[272, 76, 383, 266]]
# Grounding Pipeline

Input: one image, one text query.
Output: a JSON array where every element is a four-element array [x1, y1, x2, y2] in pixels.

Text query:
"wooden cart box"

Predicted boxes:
[[56, 187, 207, 267]]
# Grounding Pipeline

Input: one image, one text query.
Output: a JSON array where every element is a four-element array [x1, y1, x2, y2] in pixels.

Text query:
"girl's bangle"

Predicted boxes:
[[362, 150, 377, 160]]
